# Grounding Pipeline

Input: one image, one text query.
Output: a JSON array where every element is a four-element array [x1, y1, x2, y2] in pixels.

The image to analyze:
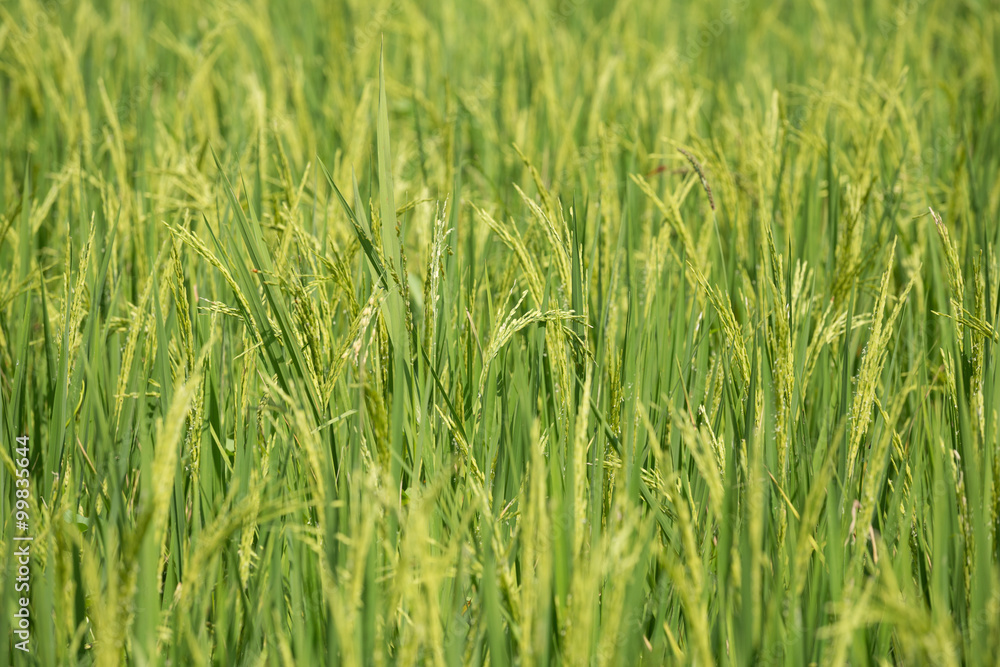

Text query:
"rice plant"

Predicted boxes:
[[1, 0, 998, 664]]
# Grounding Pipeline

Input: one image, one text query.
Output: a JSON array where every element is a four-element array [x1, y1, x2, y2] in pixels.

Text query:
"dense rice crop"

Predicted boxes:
[[1, 0, 999, 664]]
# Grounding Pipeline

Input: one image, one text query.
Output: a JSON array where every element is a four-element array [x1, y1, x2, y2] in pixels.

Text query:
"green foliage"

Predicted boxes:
[[1, 0, 999, 664]]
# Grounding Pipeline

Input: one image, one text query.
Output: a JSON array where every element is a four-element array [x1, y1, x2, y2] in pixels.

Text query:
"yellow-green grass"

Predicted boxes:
[[1, 0, 999, 664]]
